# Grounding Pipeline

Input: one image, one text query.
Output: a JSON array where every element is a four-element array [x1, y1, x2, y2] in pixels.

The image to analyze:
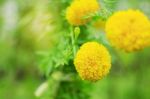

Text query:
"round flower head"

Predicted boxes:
[[66, 0, 100, 26], [105, 9, 150, 52], [74, 42, 111, 82]]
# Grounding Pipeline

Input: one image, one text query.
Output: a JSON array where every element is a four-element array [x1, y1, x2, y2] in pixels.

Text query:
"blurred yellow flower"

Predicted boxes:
[[74, 42, 111, 82], [106, 9, 150, 52], [66, 0, 100, 26]]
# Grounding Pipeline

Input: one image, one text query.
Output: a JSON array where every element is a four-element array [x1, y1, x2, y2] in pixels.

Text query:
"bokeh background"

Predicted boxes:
[[0, 0, 150, 99]]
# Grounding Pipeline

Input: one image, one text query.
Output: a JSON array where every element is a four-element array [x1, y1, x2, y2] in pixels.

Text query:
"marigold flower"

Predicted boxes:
[[66, 0, 100, 26], [105, 9, 150, 52], [74, 42, 111, 82]]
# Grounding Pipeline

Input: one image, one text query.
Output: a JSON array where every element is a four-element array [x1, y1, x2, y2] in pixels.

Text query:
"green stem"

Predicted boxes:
[[70, 26, 76, 57]]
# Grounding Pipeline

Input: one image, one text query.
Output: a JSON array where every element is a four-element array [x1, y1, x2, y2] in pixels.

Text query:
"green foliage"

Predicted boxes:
[[37, 37, 72, 77], [103, 0, 118, 11]]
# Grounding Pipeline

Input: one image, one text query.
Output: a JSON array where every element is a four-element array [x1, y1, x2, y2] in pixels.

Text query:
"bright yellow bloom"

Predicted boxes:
[[105, 9, 150, 52], [74, 42, 111, 82], [66, 0, 100, 26]]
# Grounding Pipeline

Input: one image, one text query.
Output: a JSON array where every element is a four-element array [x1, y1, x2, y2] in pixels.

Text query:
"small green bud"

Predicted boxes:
[[74, 27, 80, 39]]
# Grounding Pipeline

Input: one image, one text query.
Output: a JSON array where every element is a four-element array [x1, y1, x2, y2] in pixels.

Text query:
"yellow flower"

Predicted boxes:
[[66, 0, 100, 26], [105, 9, 150, 52], [74, 42, 111, 82]]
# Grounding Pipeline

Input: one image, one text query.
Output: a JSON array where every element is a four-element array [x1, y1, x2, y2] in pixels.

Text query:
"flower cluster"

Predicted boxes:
[[105, 9, 150, 52], [74, 42, 111, 82], [66, 0, 150, 82], [66, 0, 100, 26]]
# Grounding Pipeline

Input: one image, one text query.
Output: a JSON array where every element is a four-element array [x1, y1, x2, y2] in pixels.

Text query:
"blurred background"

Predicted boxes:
[[0, 0, 150, 99]]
